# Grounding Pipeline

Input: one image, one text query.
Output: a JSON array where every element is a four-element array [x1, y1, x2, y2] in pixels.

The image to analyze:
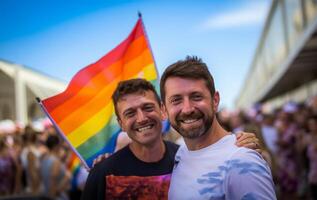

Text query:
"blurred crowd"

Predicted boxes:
[[216, 96, 317, 200], [0, 96, 317, 200], [0, 120, 88, 200]]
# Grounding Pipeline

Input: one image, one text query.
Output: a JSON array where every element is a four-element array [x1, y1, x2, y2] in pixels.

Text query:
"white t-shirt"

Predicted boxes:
[[168, 134, 276, 200]]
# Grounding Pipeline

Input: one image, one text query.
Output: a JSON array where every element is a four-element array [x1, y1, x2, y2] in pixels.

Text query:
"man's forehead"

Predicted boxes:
[[117, 90, 159, 109], [119, 90, 155, 101], [165, 78, 207, 94]]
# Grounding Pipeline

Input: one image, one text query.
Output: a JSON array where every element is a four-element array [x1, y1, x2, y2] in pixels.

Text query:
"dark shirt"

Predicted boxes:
[[81, 140, 179, 200]]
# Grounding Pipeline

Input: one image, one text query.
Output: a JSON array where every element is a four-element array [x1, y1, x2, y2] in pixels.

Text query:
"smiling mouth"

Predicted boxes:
[[177, 111, 204, 125], [181, 119, 200, 124], [136, 124, 154, 132]]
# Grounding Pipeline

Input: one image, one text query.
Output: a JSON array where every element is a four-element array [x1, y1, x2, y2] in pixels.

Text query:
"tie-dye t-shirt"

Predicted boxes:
[[82, 140, 179, 200], [168, 134, 276, 200]]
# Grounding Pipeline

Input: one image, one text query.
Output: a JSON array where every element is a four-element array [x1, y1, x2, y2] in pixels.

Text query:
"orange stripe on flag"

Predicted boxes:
[[123, 49, 154, 79], [58, 78, 119, 135], [49, 62, 122, 123], [50, 48, 153, 125], [49, 37, 150, 122], [123, 35, 148, 62]]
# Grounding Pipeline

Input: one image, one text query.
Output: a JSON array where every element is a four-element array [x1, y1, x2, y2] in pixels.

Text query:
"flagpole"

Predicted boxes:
[[36, 97, 90, 170], [138, 12, 160, 80]]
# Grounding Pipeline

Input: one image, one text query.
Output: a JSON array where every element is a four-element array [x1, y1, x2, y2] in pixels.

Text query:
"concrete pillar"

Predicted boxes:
[[15, 68, 28, 123]]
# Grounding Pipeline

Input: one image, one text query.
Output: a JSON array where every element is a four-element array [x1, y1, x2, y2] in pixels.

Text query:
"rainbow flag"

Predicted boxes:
[[68, 153, 81, 173], [39, 17, 158, 169], [67, 153, 82, 189]]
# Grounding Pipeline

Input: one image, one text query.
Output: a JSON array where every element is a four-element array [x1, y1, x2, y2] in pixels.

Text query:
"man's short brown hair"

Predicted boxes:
[[112, 78, 161, 119], [160, 56, 215, 103]]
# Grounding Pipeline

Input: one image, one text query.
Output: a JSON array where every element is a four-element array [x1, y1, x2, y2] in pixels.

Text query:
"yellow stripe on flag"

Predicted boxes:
[[66, 102, 114, 148], [58, 78, 119, 134]]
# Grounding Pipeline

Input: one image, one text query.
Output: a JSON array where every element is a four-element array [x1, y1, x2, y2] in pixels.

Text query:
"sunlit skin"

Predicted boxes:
[[164, 77, 229, 150], [116, 90, 167, 162]]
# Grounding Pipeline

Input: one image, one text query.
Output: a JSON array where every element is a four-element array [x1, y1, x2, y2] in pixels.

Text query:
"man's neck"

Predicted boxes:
[[184, 119, 229, 151], [129, 138, 165, 162]]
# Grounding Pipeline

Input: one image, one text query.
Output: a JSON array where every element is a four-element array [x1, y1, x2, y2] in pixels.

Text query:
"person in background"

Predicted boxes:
[[275, 108, 300, 199], [20, 126, 42, 195], [40, 134, 71, 200], [306, 115, 317, 199], [0, 135, 20, 196], [261, 114, 278, 156]]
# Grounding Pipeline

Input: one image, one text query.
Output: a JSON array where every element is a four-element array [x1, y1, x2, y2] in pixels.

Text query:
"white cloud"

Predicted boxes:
[[201, 1, 270, 30]]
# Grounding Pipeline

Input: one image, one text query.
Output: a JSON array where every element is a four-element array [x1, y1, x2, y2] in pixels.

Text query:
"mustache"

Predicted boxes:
[[176, 110, 204, 121]]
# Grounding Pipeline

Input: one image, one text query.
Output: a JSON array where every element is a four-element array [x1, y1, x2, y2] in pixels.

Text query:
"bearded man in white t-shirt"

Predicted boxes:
[[160, 56, 276, 200]]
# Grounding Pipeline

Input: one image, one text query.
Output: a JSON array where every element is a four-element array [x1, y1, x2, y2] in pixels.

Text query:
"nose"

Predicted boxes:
[[182, 98, 195, 115], [136, 109, 148, 123]]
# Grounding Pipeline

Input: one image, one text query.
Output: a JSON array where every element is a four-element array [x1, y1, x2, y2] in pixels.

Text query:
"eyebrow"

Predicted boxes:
[[122, 102, 156, 114], [122, 108, 135, 116], [143, 102, 155, 107], [190, 91, 204, 96]]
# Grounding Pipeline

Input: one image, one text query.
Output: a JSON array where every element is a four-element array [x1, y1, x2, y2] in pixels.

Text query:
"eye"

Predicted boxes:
[[170, 97, 182, 105], [192, 94, 203, 101], [143, 104, 154, 112], [124, 110, 135, 118]]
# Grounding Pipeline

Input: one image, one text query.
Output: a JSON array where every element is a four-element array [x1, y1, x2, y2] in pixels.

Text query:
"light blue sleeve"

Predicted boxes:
[[224, 149, 276, 200]]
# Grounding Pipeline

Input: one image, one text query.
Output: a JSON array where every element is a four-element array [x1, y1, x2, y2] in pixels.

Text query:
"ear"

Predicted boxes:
[[213, 91, 220, 112], [160, 103, 168, 120], [117, 118, 126, 132]]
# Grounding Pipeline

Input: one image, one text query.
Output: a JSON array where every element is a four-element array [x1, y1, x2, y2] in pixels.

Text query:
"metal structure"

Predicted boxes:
[[236, 0, 317, 109]]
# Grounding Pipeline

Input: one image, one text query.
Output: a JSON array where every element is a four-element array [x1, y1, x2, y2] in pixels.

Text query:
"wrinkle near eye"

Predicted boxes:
[[123, 109, 135, 118], [169, 96, 182, 105]]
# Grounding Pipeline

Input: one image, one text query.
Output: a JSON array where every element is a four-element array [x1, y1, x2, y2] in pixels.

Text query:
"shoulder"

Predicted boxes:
[[93, 145, 131, 174], [230, 148, 266, 166], [82, 160, 108, 200], [164, 140, 179, 151], [227, 147, 271, 176], [85, 151, 119, 193], [224, 148, 276, 199], [163, 140, 180, 158]]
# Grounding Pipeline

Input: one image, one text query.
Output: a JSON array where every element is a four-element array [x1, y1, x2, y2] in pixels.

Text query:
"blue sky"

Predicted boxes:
[[0, 0, 271, 109]]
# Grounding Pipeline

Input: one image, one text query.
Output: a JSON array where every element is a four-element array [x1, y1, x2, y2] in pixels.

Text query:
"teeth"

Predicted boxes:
[[183, 119, 198, 124], [137, 125, 152, 132]]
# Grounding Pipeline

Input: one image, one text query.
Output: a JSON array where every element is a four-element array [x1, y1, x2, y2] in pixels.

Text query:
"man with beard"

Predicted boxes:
[[81, 78, 262, 200], [161, 56, 276, 200]]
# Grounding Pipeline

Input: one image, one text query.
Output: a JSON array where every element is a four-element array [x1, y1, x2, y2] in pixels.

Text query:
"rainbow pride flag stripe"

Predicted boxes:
[[40, 17, 158, 169]]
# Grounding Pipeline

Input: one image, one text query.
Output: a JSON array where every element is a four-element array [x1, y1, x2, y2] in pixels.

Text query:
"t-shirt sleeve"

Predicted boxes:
[[224, 149, 276, 200], [81, 163, 107, 200]]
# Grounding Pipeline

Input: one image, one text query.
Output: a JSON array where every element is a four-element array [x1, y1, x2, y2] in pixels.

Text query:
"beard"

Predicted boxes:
[[171, 109, 214, 139]]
